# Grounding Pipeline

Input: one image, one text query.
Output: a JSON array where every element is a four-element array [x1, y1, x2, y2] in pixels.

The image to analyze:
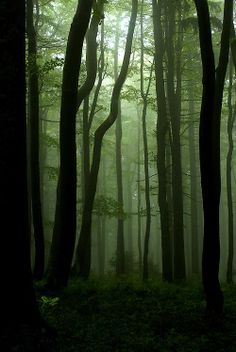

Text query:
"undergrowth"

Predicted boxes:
[[31, 276, 236, 351], [4, 277, 236, 351]]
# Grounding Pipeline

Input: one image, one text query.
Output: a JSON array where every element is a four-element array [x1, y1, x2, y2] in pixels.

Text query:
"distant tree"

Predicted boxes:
[[194, 0, 233, 314], [188, 83, 199, 275], [140, 0, 153, 281], [27, 0, 45, 281], [152, 0, 173, 282], [165, 0, 186, 281], [47, 0, 93, 289], [0, 0, 42, 331], [114, 18, 125, 276]]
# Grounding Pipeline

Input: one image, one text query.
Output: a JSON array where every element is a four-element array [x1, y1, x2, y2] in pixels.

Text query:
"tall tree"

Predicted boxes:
[[76, 0, 138, 279], [114, 18, 125, 276], [194, 0, 233, 314], [47, 0, 93, 289], [188, 83, 199, 275], [27, 0, 45, 281], [226, 55, 235, 283], [140, 0, 153, 281], [77, 0, 104, 195], [165, 0, 186, 281], [152, 0, 173, 282], [0, 0, 42, 333], [137, 111, 143, 274]]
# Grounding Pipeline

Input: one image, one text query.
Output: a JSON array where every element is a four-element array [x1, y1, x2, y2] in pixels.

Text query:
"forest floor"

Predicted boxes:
[[9, 277, 236, 351]]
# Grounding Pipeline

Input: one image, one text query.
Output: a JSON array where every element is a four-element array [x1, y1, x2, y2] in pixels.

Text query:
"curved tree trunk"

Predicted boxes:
[[74, 5, 105, 272], [76, 0, 138, 279], [194, 0, 233, 314], [46, 0, 93, 289]]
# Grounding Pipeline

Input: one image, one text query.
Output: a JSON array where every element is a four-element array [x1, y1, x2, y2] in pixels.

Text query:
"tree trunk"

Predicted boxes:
[[165, 0, 185, 281], [188, 83, 199, 275], [137, 111, 143, 274], [114, 19, 125, 275], [140, 0, 153, 281], [47, 0, 93, 289], [27, 0, 45, 280], [152, 0, 173, 282], [76, 0, 138, 279], [74, 5, 105, 272], [126, 164, 134, 273], [194, 0, 233, 314], [0, 0, 42, 331], [226, 55, 235, 283], [82, 96, 90, 195]]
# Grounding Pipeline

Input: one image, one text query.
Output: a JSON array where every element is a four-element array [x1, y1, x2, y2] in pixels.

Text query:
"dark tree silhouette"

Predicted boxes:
[[226, 55, 235, 283], [165, 0, 185, 281], [27, 0, 45, 281], [194, 0, 233, 314], [0, 0, 41, 331], [114, 18, 125, 276], [76, 0, 138, 279], [152, 0, 173, 282], [47, 0, 93, 289]]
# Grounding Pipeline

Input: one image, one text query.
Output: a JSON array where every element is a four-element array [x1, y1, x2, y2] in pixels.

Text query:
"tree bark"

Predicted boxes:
[[137, 111, 143, 274], [27, 0, 45, 281], [47, 0, 93, 289], [114, 18, 125, 275], [152, 0, 173, 282], [140, 0, 153, 281], [188, 83, 199, 275], [165, 0, 185, 281], [226, 55, 235, 283], [76, 0, 138, 279], [0, 0, 42, 331], [194, 0, 233, 314]]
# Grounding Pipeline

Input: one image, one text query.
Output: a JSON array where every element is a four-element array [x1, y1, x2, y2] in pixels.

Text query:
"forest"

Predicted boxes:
[[1, 0, 236, 351]]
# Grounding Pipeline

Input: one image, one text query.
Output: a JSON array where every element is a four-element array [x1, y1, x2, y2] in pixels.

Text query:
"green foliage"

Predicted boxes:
[[35, 279, 236, 352], [93, 195, 127, 219], [45, 166, 59, 181], [41, 133, 59, 148], [39, 56, 64, 77]]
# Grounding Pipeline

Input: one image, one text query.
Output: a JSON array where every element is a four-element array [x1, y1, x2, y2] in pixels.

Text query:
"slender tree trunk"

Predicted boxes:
[[194, 0, 233, 314], [165, 0, 185, 281], [137, 111, 143, 274], [226, 55, 235, 283], [126, 165, 134, 273], [140, 0, 153, 281], [188, 84, 199, 275], [82, 96, 90, 194], [114, 19, 125, 275], [152, 0, 173, 282], [76, 0, 138, 279], [47, 0, 93, 289], [76, 1, 104, 111], [27, 0, 45, 280]]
